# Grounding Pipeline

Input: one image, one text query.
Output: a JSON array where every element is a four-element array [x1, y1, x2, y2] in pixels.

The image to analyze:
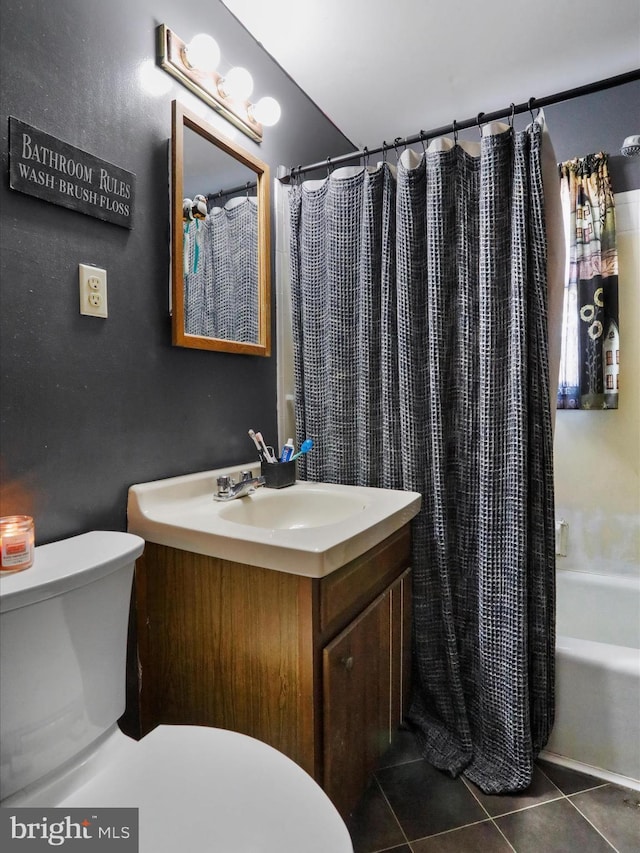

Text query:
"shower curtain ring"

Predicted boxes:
[[528, 96, 538, 122], [382, 142, 388, 163], [393, 137, 403, 162], [362, 146, 370, 168], [452, 120, 458, 145], [508, 103, 516, 129], [476, 112, 485, 138], [326, 156, 333, 176], [419, 130, 428, 155]]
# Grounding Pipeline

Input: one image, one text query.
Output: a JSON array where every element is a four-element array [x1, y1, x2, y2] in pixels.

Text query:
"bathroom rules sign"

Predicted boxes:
[[9, 117, 135, 228]]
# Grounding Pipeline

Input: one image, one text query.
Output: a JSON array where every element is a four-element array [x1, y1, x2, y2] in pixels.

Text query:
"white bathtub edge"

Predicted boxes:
[[556, 635, 639, 673], [539, 749, 640, 792]]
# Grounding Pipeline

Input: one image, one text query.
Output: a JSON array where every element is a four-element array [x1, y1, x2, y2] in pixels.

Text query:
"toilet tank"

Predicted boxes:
[[0, 531, 144, 801]]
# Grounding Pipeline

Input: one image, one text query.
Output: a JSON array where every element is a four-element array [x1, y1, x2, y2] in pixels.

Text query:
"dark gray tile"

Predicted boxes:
[[463, 765, 562, 816], [411, 820, 513, 852], [495, 797, 615, 853], [346, 778, 406, 853], [537, 760, 604, 795], [375, 760, 486, 841], [570, 784, 640, 853], [377, 728, 423, 769]]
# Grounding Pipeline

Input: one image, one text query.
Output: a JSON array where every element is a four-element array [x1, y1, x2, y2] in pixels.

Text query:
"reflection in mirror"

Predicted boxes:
[[171, 100, 271, 355]]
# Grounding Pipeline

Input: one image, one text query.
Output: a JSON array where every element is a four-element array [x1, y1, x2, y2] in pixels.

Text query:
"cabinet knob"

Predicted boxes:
[[341, 655, 354, 671]]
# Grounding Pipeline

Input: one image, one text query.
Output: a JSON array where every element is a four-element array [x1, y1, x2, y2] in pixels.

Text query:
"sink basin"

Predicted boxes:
[[127, 463, 421, 578], [217, 489, 367, 529]]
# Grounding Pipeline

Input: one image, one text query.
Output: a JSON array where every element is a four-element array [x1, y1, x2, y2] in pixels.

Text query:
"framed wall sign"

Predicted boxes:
[[9, 117, 136, 229]]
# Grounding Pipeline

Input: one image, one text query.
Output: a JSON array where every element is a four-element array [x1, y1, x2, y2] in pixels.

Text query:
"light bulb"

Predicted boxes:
[[219, 67, 254, 101], [251, 97, 281, 127], [183, 33, 220, 72]]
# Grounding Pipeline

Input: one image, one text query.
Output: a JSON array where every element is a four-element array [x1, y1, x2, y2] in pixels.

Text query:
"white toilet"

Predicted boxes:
[[0, 531, 353, 852]]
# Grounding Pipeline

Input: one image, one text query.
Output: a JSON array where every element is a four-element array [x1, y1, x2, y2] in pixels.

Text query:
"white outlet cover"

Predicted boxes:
[[79, 263, 108, 318]]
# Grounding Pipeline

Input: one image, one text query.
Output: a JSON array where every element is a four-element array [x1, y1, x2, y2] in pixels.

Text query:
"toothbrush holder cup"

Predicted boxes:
[[261, 460, 296, 489]]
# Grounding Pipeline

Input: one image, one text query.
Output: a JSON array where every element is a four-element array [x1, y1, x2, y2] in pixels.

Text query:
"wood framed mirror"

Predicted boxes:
[[170, 100, 271, 355]]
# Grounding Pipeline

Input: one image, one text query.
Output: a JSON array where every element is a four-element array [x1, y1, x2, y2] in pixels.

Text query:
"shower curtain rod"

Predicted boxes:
[[277, 69, 640, 183], [207, 179, 257, 201]]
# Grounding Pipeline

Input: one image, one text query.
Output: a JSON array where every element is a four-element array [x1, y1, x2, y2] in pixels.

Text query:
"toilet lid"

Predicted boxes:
[[57, 725, 353, 853]]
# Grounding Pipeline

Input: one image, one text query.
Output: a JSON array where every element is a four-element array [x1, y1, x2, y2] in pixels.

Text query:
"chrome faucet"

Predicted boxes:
[[213, 470, 266, 501]]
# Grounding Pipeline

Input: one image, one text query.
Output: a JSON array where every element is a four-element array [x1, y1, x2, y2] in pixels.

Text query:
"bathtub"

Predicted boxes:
[[541, 569, 640, 790]]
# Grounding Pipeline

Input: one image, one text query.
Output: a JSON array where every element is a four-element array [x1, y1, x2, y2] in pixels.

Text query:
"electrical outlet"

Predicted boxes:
[[79, 263, 108, 318]]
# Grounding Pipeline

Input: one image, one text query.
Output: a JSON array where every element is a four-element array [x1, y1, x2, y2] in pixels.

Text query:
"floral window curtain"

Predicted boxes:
[[557, 153, 619, 409]]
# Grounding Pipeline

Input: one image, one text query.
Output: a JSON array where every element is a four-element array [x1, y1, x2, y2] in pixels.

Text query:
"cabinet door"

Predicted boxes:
[[322, 587, 392, 818]]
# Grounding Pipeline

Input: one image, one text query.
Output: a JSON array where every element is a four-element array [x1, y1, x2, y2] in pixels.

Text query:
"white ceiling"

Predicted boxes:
[[222, 0, 639, 149]]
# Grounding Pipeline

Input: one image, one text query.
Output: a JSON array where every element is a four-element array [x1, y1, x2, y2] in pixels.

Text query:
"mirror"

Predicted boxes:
[[171, 100, 271, 355]]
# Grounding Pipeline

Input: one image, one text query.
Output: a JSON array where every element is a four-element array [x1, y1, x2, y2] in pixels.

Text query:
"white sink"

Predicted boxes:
[[217, 488, 367, 529], [127, 463, 421, 578]]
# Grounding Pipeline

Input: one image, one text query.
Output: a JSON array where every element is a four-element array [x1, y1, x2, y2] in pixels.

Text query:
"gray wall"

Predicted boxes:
[[0, 0, 353, 543]]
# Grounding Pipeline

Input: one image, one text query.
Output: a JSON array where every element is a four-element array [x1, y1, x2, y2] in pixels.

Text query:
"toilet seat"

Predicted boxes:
[[8, 725, 353, 853]]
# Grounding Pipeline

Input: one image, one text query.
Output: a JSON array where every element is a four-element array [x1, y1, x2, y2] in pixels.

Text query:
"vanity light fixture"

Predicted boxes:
[[157, 24, 280, 142]]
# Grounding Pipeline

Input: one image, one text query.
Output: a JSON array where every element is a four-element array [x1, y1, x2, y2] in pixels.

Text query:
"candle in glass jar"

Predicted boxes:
[[0, 515, 35, 572]]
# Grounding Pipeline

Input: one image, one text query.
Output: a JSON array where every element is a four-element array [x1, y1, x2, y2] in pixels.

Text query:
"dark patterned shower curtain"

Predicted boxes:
[[184, 198, 259, 342], [288, 119, 556, 793]]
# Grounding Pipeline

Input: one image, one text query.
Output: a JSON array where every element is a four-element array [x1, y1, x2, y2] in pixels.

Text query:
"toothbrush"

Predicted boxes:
[[290, 438, 314, 461], [255, 431, 277, 463], [248, 429, 264, 459]]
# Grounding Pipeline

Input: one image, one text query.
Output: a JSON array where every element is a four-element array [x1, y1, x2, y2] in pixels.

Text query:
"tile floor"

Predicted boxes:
[[347, 730, 640, 853]]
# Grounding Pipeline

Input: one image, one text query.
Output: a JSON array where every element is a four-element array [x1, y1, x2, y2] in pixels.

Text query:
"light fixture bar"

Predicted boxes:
[[156, 25, 263, 143]]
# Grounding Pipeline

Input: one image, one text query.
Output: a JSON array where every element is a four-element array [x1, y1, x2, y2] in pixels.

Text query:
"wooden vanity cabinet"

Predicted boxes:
[[131, 524, 412, 818]]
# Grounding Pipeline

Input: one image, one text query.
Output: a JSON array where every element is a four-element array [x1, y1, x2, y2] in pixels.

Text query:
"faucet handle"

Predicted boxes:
[[240, 470, 254, 482], [217, 475, 232, 494]]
